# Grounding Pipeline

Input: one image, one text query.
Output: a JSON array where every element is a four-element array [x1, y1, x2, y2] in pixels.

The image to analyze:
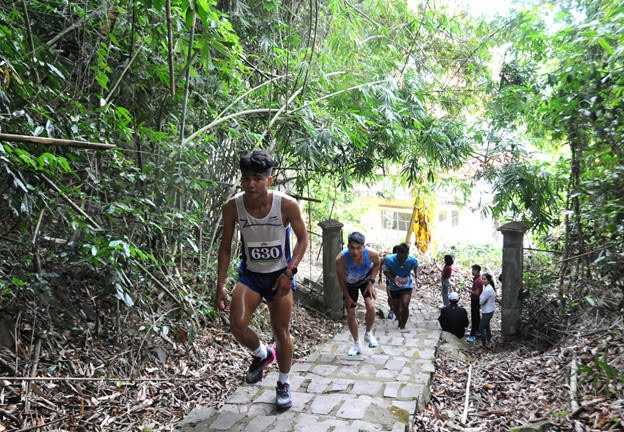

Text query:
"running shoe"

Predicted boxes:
[[364, 333, 379, 348], [347, 341, 362, 356], [466, 336, 475, 342], [387, 311, 395, 320], [276, 381, 293, 409], [245, 346, 276, 384]]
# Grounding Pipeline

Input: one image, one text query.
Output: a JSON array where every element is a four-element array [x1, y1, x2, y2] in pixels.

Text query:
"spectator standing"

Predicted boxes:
[[440, 254, 454, 307], [466, 264, 483, 342], [479, 273, 496, 348]]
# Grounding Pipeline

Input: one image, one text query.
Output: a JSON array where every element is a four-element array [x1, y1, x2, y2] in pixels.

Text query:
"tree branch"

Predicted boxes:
[[0, 133, 115, 150], [103, 42, 144, 106], [166, 0, 175, 97], [182, 108, 277, 145], [40, 174, 103, 231]]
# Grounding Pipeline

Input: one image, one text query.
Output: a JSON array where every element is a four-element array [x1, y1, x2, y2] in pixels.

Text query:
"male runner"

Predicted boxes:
[[336, 231, 381, 356], [215, 150, 308, 410]]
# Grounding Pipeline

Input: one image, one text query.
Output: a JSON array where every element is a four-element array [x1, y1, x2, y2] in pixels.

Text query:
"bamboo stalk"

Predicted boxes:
[[40, 174, 103, 231], [24, 338, 42, 413], [32, 209, 45, 272], [266, 87, 303, 132], [289, 79, 386, 114], [166, 0, 175, 97], [31, 209, 45, 246], [461, 363, 473, 424], [134, 261, 182, 307], [38, 9, 102, 53], [182, 108, 276, 145], [179, 7, 197, 141], [20, 0, 36, 59], [569, 357, 584, 432], [258, 86, 304, 155], [182, 74, 291, 145], [103, 42, 144, 106], [0, 132, 115, 150]]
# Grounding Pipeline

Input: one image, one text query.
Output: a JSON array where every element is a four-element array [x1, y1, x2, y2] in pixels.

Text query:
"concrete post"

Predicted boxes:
[[497, 221, 528, 340], [318, 219, 344, 320]]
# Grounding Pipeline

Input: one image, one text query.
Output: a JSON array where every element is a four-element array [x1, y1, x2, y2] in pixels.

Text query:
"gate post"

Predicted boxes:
[[497, 221, 528, 341], [318, 219, 344, 320]]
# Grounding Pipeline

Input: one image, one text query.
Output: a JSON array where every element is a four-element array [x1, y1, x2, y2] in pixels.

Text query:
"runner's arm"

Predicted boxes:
[[335, 254, 355, 307], [273, 196, 308, 296], [283, 196, 308, 269], [366, 249, 380, 299]]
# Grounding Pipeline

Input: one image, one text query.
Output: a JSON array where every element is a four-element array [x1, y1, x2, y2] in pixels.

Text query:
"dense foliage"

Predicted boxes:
[[1, 0, 623, 429], [0, 0, 494, 311], [481, 0, 624, 301], [0, 0, 622, 360]]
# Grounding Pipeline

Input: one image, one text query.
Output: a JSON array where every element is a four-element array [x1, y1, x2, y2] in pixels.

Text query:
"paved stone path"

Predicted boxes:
[[175, 300, 441, 432]]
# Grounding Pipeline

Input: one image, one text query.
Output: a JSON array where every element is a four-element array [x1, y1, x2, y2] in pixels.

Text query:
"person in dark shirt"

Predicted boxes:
[[439, 254, 454, 307], [438, 292, 469, 339], [466, 264, 483, 342]]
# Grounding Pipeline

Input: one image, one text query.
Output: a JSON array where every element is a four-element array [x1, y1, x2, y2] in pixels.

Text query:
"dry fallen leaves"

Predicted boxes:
[[0, 262, 621, 431]]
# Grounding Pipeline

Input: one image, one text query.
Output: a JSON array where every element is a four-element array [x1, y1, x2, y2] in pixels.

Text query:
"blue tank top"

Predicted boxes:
[[342, 248, 373, 287]]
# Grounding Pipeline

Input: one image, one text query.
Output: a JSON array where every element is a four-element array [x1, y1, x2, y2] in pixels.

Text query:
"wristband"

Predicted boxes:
[[284, 265, 297, 279]]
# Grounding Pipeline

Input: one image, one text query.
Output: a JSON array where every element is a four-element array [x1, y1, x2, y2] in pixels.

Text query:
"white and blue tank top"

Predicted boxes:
[[342, 248, 373, 287], [235, 191, 291, 273]]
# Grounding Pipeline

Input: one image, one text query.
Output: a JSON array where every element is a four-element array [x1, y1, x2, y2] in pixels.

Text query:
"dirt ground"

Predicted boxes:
[[1, 261, 622, 431]]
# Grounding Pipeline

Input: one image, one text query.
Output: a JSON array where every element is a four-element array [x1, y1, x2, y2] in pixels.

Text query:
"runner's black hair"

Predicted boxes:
[[240, 150, 274, 175]]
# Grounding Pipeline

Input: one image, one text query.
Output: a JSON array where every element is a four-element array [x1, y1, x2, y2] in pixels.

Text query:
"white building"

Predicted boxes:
[[346, 179, 501, 254]]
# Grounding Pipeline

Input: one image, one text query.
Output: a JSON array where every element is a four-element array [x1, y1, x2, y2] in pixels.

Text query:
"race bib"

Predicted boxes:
[[395, 276, 410, 288], [246, 240, 283, 263]]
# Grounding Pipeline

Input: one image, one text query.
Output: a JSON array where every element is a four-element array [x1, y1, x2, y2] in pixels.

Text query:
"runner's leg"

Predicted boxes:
[[230, 283, 263, 349], [267, 289, 294, 374]]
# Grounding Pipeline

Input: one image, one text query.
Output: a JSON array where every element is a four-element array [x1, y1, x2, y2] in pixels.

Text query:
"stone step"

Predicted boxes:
[[175, 306, 441, 432]]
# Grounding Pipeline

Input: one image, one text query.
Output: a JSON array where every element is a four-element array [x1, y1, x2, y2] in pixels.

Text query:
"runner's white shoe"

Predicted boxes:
[[364, 333, 379, 348], [347, 341, 362, 356], [276, 381, 293, 409]]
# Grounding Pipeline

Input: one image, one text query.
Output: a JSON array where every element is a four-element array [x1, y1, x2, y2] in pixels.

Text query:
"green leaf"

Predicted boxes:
[[585, 296, 596, 307], [10, 277, 27, 287], [596, 37, 614, 55]]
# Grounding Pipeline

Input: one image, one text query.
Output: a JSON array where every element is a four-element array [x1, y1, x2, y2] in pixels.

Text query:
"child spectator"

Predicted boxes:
[[440, 254, 454, 307]]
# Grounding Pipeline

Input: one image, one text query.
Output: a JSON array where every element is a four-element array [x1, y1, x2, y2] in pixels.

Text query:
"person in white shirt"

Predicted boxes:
[[478, 273, 496, 348]]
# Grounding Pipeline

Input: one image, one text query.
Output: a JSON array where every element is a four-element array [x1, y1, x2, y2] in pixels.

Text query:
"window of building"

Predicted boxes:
[[438, 212, 447, 222], [451, 210, 459, 227], [381, 209, 412, 231]]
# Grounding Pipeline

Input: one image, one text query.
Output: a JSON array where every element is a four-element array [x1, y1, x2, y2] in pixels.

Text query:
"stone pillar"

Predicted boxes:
[[497, 221, 528, 341], [318, 219, 344, 320]]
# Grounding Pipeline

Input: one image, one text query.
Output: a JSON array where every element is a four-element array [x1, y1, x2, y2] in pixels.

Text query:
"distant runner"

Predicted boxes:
[[336, 232, 381, 356]]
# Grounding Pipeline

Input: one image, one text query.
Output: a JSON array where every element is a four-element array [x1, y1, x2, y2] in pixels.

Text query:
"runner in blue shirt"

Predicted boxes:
[[382, 242, 419, 329], [336, 232, 381, 356]]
